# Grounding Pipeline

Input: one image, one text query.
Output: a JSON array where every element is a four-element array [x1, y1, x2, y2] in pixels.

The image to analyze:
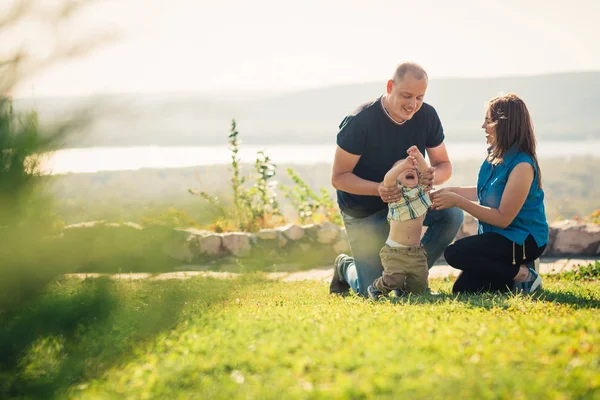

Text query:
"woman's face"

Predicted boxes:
[[482, 108, 496, 145]]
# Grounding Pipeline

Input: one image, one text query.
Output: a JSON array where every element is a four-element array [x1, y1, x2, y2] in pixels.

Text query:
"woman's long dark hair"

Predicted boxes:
[[486, 93, 542, 188]]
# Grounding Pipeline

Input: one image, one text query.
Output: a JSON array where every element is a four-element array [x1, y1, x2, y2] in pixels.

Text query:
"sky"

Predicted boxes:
[[4, 0, 600, 97]]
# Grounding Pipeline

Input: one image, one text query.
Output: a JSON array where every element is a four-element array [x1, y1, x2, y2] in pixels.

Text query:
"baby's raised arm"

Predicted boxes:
[[383, 156, 417, 187], [407, 146, 429, 173]]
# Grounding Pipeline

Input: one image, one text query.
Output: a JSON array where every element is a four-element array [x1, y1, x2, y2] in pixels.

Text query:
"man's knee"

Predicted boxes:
[[425, 207, 464, 237], [446, 207, 464, 229]]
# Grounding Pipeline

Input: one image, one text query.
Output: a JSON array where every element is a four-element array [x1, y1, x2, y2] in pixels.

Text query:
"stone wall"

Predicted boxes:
[[60, 216, 600, 267], [452, 215, 600, 257], [162, 221, 349, 265]]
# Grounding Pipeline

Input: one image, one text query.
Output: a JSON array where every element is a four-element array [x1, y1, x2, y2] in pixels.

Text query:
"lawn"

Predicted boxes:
[[1, 269, 599, 399]]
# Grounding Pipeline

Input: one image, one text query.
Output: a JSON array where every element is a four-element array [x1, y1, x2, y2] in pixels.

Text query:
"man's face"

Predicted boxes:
[[386, 74, 427, 122]]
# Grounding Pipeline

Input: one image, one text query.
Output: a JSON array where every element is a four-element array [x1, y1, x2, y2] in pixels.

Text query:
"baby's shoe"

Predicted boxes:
[[367, 285, 383, 300]]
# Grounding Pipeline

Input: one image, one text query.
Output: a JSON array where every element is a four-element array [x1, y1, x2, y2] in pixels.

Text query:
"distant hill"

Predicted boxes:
[[13, 71, 600, 147]]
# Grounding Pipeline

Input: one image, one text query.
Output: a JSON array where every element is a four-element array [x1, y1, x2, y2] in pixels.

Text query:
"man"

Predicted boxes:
[[330, 61, 464, 297]]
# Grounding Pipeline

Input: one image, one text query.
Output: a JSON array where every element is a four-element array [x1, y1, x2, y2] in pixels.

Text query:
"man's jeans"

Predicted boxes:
[[340, 207, 464, 297]]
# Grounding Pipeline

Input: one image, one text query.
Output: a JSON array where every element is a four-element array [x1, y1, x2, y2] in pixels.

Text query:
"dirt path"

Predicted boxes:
[[66, 258, 597, 282]]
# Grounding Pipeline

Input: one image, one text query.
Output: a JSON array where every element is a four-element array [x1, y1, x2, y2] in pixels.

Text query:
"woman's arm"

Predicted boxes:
[[432, 163, 534, 228], [440, 186, 478, 202]]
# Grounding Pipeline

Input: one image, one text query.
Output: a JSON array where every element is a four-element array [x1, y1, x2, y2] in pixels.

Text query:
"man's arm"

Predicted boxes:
[[425, 142, 452, 185], [331, 146, 379, 196]]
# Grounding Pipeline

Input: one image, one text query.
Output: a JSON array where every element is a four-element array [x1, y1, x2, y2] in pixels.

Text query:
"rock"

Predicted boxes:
[[317, 221, 339, 244], [299, 243, 311, 252], [550, 220, 600, 256], [333, 239, 351, 254], [105, 222, 143, 230], [277, 234, 288, 248], [63, 220, 107, 230], [222, 232, 252, 257], [460, 215, 478, 238], [543, 226, 560, 256], [280, 224, 305, 240], [256, 228, 278, 240], [196, 233, 223, 256], [163, 229, 196, 262], [257, 229, 288, 248], [178, 227, 213, 236], [166, 228, 225, 260], [302, 224, 320, 239], [338, 227, 348, 242], [121, 222, 144, 230]]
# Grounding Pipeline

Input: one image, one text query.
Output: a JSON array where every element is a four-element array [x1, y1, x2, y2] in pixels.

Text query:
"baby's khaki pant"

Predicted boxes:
[[373, 245, 429, 294]]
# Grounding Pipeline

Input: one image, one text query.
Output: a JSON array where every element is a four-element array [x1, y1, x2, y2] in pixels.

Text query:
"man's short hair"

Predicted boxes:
[[393, 62, 428, 82]]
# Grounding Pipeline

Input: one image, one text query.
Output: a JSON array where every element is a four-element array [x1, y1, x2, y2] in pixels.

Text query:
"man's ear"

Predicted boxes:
[[386, 80, 394, 94]]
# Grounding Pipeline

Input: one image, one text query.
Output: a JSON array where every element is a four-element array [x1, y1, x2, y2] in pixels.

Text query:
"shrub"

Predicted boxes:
[[553, 261, 600, 281], [191, 119, 342, 231], [190, 119, 285, 232], [281, 168, 342, 225]]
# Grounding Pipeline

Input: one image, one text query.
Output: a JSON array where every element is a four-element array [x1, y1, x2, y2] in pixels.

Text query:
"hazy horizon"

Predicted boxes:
[[6, 0, 600, 98], [12, 69, 600, 101]]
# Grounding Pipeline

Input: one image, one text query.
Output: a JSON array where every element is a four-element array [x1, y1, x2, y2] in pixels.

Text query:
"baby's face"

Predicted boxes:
[[397, 168, 419, 188]]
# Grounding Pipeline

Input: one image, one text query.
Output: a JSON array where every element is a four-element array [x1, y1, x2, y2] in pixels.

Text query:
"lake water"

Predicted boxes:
[[41, 140, 600, 174]]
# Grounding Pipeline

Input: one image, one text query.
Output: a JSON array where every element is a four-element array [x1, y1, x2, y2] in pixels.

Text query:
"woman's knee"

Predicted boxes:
[[443, 240, 463, 266]]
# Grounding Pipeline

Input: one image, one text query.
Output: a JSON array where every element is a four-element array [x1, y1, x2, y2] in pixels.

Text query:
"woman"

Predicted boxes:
[[431, 93, 548, 294]]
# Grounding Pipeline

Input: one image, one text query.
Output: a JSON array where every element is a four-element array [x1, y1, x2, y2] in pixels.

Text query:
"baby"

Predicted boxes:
[[367, 145, 432, 299]]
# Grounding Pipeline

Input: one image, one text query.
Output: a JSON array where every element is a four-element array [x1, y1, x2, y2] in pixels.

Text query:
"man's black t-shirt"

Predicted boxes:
[[336, 96, 445, 218]]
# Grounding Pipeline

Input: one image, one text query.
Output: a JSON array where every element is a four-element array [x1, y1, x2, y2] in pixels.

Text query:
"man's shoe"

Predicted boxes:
[[367, 284, 383, 300], [329, 254, 350, 295]]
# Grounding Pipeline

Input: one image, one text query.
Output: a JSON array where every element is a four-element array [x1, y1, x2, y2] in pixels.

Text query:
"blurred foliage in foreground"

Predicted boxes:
[[0, 97, 66, 311], [1, 272, 599, 399]]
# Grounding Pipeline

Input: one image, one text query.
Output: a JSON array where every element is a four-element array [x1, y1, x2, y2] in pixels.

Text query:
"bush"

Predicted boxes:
[[190, 119, 286, 232], [553, 261, 600, 281], [589, 210, 600, 225], [190, 119, 342, 231], [281, 168, 342, 225]]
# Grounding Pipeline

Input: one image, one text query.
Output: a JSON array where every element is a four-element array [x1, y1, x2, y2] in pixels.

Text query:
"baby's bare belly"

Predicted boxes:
[[388, 215, 425, 246]]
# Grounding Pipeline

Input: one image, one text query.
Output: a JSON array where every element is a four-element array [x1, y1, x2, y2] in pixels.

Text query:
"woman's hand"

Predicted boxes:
[[378, 182, 402, 203], [431, 190, 462, 210], [429, 187, 452, 197]]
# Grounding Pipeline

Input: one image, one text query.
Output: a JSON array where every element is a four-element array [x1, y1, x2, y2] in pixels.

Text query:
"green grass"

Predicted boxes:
[[1, 273, 600, 399]]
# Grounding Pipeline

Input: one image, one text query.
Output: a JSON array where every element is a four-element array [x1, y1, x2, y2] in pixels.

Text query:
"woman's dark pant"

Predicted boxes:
[[444, 232, 546, 294]]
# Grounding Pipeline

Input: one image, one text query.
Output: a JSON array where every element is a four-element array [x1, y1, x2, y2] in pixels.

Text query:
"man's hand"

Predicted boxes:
[[420, 167, 435, 192], [378, 182, 402, 203]]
